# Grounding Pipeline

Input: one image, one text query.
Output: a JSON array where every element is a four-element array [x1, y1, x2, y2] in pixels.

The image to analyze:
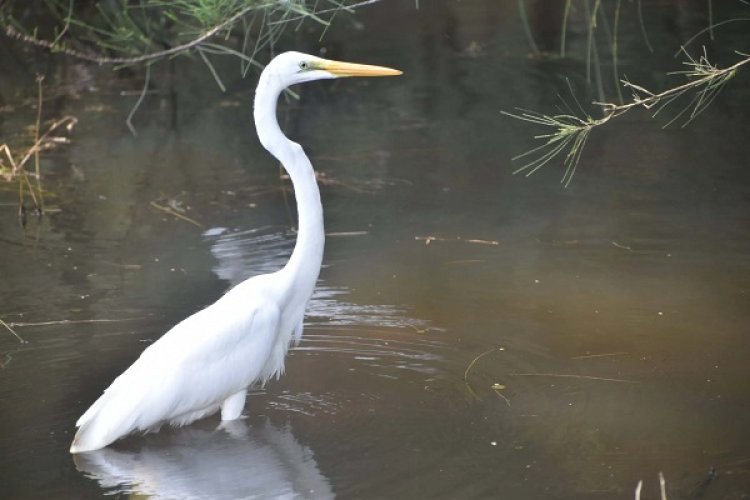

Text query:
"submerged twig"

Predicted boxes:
[[0, 353, 15, 368], [611, 241, 633, 251], [509, 372, 639, 383], [0, 318, 26, 343], [464, 347, 505, 382], [571, 352, 628, 360], [150, 201, 203, 228], [9, 317, 146, 328], [415, 235, 500, 246], [493, 385, 511, 407], [326, 231, 369, 237], [464, 347, 506, 400]]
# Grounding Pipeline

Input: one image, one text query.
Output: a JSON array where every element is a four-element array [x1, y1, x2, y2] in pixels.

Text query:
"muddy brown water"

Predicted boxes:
[[1, 1, 750, 498]]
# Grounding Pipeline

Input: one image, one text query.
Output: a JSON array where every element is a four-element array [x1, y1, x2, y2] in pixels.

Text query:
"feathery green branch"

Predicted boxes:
[[505, 49, 750, 186]]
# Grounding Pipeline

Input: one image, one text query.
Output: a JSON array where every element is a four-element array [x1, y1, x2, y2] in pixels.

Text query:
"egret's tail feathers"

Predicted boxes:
[[71, 391, 224, 453], [70, 390, 139, 454], [70, 416, 117, 454]]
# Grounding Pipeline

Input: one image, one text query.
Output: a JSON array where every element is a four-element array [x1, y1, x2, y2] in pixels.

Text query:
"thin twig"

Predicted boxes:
[[326, 231, 369, 237], [9, 317, 146, 328], [509, 372, 639, 383], [150, 201, 203, 228], [636, 0, 654, 52], [571, 352, 628, 360], [493, 387, 511, 407], [0, 318, 26, 343], [126, 64, 151, 136], [560, 0, 572, 56], [33, 75, 44, 213], [463, 347, 506, 400], [464, 347, 505, 382], [415, 235, 500, 246], [2, 90, 76, 215], [0, 353, 14, 368], [14, 116, 79, 175], [611, 0, 623, 103], [517, 0, 539, 55], [678, 18, 750, 55], [276, 0, 385, 24], [198, 47, 226, 92]]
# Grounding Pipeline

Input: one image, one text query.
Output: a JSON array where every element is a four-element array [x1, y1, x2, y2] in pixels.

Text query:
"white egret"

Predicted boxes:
[[70, 51, 401, 453]]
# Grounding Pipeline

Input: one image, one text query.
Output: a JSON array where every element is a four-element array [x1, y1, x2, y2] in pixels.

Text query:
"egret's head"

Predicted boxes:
[[267, 51, 402, 87]]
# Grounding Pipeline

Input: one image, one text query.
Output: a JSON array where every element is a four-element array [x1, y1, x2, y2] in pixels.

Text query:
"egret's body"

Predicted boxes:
[[70, 52, 401, 453]]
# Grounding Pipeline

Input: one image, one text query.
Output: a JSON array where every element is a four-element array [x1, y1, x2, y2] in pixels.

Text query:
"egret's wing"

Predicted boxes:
[[72, 287, 281, 452], [140, 294, 282, 418]]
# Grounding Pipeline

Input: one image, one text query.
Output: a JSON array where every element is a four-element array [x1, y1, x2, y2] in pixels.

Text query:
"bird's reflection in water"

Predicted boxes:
[[74, 419, 333, 499]]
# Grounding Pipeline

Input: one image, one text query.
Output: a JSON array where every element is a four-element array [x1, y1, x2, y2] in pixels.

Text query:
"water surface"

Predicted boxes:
[[1, 1, 750, 498]]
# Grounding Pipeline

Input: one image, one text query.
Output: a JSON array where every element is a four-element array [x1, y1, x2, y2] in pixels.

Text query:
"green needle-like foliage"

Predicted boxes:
[[506, 48, 750, 186], [1, 0, 382, 131], [1, 1, 379, 67], [510, 0, 749, 186]]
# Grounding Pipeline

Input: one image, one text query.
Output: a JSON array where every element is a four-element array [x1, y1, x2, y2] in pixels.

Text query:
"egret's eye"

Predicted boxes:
[[299, 61, 310, 71]]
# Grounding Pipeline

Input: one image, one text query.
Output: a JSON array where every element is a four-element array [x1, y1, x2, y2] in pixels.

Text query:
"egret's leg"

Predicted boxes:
[[221, 390, 247, 420], [218, 419, 250, 439]]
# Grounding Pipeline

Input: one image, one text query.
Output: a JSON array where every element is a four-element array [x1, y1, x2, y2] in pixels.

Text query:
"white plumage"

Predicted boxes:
[[70, 51, 401, 453]]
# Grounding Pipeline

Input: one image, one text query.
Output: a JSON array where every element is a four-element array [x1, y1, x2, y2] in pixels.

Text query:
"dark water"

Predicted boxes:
[[2, 1, 750, 498]]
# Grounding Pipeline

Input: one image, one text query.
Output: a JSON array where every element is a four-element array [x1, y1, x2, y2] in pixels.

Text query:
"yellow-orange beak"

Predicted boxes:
[[316, 59, 402, 77]]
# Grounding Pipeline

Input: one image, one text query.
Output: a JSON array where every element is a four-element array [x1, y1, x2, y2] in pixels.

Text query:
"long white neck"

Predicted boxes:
[[254, 71, 324, 306]]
